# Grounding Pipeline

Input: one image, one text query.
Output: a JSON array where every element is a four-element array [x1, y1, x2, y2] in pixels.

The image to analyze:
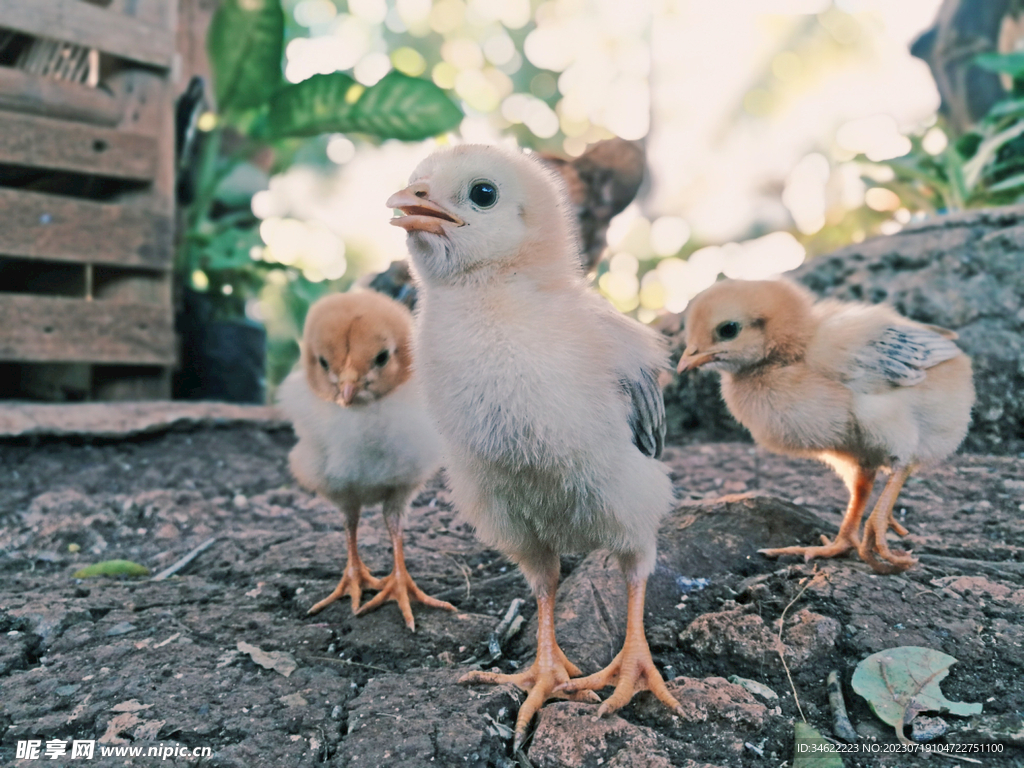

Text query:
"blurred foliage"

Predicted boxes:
[[867, 51, 1024, 213], [178, 0, 462, 322]]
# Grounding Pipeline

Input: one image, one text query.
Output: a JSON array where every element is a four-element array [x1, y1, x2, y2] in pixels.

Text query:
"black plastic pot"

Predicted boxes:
[[173, 288, 266, 403]]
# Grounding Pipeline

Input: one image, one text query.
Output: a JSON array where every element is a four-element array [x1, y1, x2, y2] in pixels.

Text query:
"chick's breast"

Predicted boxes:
[[416, 287, 672, 557], [278, 370, 442, 498]]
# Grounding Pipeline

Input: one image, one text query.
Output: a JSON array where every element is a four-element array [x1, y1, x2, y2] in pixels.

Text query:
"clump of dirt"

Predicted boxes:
[[1, 425, 1023, 767]]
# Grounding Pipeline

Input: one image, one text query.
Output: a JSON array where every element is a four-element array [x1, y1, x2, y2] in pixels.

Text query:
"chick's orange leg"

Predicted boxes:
[[308, 505, 382, 615], [459, 566, 599, 751], [558, 576, 683, 720], [759, 466, 876, 562], [859, 464, 917, 574], [355, 512, 455, 631]]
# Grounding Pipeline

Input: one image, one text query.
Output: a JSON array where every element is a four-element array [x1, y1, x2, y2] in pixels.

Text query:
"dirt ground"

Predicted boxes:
[[1, 423, 1023, 767]]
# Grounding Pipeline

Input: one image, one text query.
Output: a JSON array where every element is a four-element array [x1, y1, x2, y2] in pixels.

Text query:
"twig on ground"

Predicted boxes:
[[775, 568, 824, 723], [441, 552, 474, 599], [150, 537, 218, 581], [302, 655, 391, 674], [432, 571, 526, 602], [487, 598, 525, 661], [826, 670, 858, 742]]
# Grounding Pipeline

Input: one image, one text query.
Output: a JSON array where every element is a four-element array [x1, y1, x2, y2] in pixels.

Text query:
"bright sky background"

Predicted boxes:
[[250, 0, 946, 326]]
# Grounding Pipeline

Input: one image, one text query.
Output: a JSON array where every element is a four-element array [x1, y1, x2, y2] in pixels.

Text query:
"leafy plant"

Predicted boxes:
[[179, 0, 463, 320], [851, 646, 982, 744], [868, 51, 1024, 212]]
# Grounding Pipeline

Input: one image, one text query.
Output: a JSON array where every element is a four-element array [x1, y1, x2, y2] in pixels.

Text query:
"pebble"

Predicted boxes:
[[233, 494, 249, 510], [105, 622, 136, 636]]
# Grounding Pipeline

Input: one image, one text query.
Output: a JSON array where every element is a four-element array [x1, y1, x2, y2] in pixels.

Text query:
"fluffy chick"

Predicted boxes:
[[388, 144, 681, 748], [678, 279, 974, 573], [277, 291, 456, 630], [367, 138, 645, 310]]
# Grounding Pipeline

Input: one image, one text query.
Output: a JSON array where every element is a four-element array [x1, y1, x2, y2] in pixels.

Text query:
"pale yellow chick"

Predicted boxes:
[[388, 144, 681, 749], [678, 279, 974, 573], [277, 291, 456, 630]]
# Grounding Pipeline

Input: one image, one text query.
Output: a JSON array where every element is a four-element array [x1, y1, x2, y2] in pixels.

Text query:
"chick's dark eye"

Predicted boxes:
[[716, 321, 741, 340], [469, 181, 498, 208], [318, 355, 329, 371], [374, 349, 390, 367]]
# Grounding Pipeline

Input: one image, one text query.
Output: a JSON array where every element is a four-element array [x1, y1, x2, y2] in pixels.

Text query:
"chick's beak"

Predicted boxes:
[[338, 382, 358, 407], [677, 347, 717, 373], [387, 184, 464, 234]]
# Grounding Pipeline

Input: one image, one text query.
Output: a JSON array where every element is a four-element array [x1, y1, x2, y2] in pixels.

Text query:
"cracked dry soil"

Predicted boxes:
[[1, 424, 1023, 767]]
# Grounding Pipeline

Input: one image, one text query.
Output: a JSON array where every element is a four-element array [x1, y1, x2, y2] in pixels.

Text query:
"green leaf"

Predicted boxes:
[[73, 560, 150, 579], [975, 51, 1024, 79], [202, 226, 263, 271], [986, 171, 1024, 193], [208, 0, 284, 113], [791, 722, 844, 768], [851, 646, 982, 744], [962, 120, 1024, 191], [268, 70, 463, 140]]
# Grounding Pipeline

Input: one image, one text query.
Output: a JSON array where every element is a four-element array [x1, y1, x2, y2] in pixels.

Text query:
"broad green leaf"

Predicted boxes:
[[975, 51, 1024, 79], [791, 722, 844, 768], [267, 72, 360, 138], [208, 0, 284, 113], [73, 560, 150, 579], [851, 646, 982, 744], [268, 70, 463, 140]]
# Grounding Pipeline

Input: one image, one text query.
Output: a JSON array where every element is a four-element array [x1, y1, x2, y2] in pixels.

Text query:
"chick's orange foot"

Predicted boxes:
[[459, 642, 600, 751], [460, 587, 599, 751], [307, 556, 382, 615], [354, 566, 455, 631], [557, 578, 683, 719]]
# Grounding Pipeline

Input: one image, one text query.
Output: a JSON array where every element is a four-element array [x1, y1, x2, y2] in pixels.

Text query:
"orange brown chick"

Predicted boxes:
[[678, 279, 974, 574], [277, 291, 456, 630]]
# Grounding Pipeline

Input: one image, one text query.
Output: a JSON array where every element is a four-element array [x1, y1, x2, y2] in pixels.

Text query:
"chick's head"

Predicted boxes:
[[301, 292, 413, 407], [387, 144, 578, 284], [678, 279, 814, 375]]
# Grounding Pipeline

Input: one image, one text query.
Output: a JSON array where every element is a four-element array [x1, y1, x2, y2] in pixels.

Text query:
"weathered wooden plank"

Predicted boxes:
[[0, 112, 156, 180], [0, 189, 171, 269], [0, 295, 175, 364], [0, 68, 122, 126], [0, 0, 175, 68]]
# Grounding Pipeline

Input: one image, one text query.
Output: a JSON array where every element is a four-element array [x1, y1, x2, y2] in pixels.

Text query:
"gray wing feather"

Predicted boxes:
[[857, 325, 963, 386], [622, 368, 666, 459]]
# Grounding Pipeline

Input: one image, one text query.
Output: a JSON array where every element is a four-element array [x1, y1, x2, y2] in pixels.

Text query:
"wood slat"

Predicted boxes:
[[0, 67, 122, 127], [0, 189, 171, 269], [0, 111, 156, 180], [0, 0, 175, 68], [0, 295, 175, 364]]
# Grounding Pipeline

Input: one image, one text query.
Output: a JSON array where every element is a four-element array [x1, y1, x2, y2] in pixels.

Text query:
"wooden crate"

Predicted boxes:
[[0, 0, 177, 401]]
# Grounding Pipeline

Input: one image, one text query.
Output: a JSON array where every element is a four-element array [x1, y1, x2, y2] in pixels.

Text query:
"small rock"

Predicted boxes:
[[233, 494, 249, 510], [911, 716, 948, 742], [727, 676, 779, 702], [634, 676, 768, 730], [105, 622, 137, 637], [529, 702, 672, 768], [680, 605, 839, 667]]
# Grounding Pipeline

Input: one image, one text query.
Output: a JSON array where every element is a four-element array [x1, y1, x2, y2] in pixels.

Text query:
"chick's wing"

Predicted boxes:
[[621, 367, 666, 459], [854, 324, 963, 387]]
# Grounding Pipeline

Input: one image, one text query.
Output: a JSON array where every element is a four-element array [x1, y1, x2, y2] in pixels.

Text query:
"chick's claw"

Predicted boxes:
[[759, 533, 859, 563], [354, 567, 455, 631], [307, 558, 383, 615], [557, 636, 682, 720], [460, 654, 600, 752]]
